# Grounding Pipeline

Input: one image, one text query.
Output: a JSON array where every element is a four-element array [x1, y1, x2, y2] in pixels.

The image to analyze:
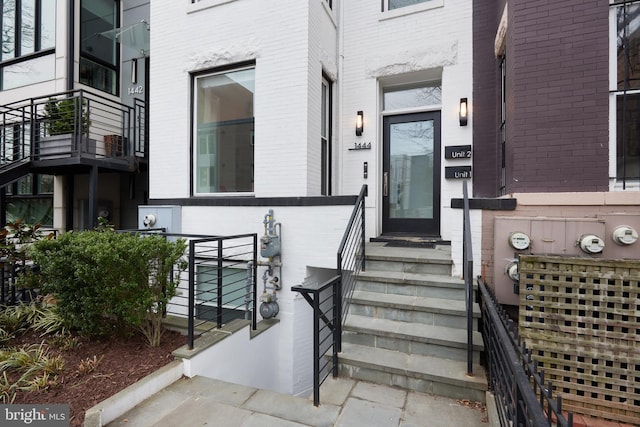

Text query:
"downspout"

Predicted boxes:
[[67, 0, 75, 90], [337, 0, 344, 195], [65, 0, 75, 231]]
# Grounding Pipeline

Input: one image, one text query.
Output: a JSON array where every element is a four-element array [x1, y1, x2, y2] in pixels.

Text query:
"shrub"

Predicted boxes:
[[28, 231, 186, 345]]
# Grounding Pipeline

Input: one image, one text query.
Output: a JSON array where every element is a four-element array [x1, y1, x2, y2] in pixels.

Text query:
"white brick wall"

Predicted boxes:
[[149, 0, 474, 396]]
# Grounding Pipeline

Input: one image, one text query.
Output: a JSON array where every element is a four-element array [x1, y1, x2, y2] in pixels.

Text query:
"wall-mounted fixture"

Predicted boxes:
[[508, 231, 531, 251], [612, 225, 638, 245], [578, 234, 605, 254], [459, 98, 468, 126], [356, 110, 364, 136]]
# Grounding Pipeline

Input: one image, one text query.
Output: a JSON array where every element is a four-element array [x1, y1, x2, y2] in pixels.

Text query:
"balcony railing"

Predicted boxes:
[[0, 89, 146, 176]]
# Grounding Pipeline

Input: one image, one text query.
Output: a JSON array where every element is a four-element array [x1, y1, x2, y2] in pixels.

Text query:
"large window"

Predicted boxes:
[[0, 0, 55, 90], [194, 66, 255, 194], [321, 76, 332, 195], [613, 1, 640, 181], [386, 0, 429, 11], [80, 0, 119, 95], [5, 174, 54, 226]]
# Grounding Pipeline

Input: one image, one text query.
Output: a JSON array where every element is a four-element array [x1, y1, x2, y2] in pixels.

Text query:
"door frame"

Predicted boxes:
[[381, 111, 441, 236]]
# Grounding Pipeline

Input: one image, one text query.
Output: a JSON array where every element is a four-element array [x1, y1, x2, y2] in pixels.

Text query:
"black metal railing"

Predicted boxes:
[[292, 184, 367, 407], [0, 89, 146, 177], [336, 184, 367, 340], [0, 228, 58, 306], [462, 180, 474, 376], [479, 278, 573, 427], [118, 230, 258, 350], [186, 233, 258, 349], [291, 275, 340, 406]]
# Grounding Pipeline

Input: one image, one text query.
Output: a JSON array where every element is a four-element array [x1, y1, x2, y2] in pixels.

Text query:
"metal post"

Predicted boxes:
[[313, 289, 320, 406], [336, 252, 343, 353], [217, 239, 223, 328], [252, 234, 258, 330], [187, 240, 195, 349], [332, 278, 340, 377]]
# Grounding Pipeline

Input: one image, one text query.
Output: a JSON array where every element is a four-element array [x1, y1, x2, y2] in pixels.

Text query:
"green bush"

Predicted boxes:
[[27, 231, 186, 345]]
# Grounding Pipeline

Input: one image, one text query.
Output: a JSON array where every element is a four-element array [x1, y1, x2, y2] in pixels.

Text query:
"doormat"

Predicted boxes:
[[384, 241, 436, 249]]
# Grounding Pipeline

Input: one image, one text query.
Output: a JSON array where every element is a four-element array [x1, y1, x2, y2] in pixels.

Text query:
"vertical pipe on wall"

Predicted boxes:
[[67, 0, 75, 90]]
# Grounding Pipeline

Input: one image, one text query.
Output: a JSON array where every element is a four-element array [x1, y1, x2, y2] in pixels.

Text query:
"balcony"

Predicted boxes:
[[0, 89, 146, 184]]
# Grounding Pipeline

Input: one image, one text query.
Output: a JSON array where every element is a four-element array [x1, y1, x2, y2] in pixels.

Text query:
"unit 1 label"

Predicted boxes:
[[445, 166, 472, 179]]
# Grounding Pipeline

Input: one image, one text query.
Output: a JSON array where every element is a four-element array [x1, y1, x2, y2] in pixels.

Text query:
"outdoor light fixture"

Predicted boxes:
[[459, 98, 468, 126], [356, 111, 364, 136]]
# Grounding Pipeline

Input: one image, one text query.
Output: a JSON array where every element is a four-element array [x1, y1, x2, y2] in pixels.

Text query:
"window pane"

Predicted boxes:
[[2, 0, 16, 60], [617, 94, 640, 179], [617, 3, 640, 90], [2, 53, 55, 90], [195, 68, 255, 193], [81, 0, 117, 65], [37, 174, 54, 194], [41, 0, 56, 50], [20, 0, 35, 55], [389, 0, 428, 10], [16, 175, 33, 195], [6, 197, 53, 226], [383, 83, 441, 110], [196, 266, 250, 323], [79, 56, 117, 94]]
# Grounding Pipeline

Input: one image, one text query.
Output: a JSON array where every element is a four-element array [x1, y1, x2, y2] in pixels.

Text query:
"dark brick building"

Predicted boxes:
[[473, 0, 616, 196]]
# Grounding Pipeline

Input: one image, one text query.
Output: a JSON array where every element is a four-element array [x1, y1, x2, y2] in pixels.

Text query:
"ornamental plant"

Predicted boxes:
[[27, 231, 187, 346]]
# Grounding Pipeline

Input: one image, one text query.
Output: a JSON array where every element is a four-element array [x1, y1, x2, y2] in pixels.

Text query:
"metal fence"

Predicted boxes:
[[480, 278, 573, 427]]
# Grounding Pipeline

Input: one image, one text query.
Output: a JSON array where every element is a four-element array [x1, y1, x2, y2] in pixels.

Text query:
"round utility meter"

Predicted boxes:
[[578, 234, 605, 254], [506, 261, 519, 282], [508, 231, 531, 250], [612, 225, 638, 246]]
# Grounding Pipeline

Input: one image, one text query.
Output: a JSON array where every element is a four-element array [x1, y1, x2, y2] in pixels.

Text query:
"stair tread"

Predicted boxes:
[[339, 342, 487, 390], [344, 314, 484, 350], [351, 290, 481, 317], [358, 270, 465, 287], [365, 242, 452, 263]]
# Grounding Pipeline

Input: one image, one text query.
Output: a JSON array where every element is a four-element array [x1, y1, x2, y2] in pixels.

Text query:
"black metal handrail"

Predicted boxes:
[[462, 180, 474, 375], [291, 275, 340, 406], [336, 184, 367, 346], [292, 184, 367, 406], [479, 278, 573, 427]]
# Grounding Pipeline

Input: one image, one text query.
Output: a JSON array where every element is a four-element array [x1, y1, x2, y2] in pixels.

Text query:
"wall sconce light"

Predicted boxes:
[[459, 98, 468, 126], [356, 111, 364, 136]]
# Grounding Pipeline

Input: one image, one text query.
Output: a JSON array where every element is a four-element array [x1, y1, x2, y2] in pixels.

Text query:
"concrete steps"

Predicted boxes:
[[338, 241, 487, 402]]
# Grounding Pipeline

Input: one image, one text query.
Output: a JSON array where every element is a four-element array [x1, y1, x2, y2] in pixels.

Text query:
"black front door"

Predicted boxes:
[[382, 112, 441, 236]]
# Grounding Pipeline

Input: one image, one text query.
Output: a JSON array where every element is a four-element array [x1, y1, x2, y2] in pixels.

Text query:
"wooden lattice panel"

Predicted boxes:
[[518, 255, 640, 425]]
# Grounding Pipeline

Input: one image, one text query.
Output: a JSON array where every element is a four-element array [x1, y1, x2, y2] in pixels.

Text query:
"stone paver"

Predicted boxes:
[[108, 376, 488, 427]]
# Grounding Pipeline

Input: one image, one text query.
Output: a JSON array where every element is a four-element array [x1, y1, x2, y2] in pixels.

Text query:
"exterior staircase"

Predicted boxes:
[[337, 241, 488, 402]]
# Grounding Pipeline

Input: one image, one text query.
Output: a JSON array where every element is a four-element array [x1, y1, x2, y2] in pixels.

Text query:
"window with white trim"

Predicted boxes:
[[193, 66, 255, 194], [613, 1, 640, 182]]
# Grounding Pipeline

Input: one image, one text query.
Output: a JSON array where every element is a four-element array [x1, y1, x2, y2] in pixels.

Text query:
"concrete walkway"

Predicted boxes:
[[107, 376, 488, 427]]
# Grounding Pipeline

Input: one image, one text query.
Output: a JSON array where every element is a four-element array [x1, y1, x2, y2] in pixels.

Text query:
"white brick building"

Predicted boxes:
[[148, 0, 475, 397]]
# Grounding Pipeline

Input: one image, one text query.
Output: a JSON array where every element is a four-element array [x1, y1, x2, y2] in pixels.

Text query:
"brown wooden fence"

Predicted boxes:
[[518, 255, 640, 425]]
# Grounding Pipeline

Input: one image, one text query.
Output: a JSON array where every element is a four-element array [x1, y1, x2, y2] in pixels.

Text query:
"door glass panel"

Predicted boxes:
[[389, 120, 434, 220]]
